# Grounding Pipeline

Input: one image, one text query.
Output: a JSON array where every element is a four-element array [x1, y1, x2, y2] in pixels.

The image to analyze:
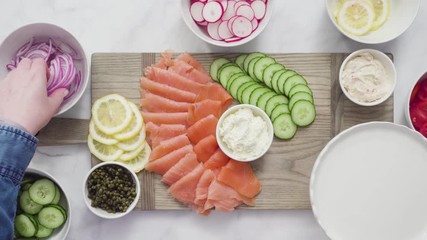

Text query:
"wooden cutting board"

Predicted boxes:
[[38, 52, 393, 210]]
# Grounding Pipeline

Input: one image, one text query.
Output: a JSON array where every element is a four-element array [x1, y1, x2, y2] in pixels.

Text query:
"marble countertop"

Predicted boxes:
[[1, 1, 426, 239]]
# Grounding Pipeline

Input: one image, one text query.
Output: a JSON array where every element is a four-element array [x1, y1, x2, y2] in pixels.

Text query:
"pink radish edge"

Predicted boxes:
[[251, 0, 266, 20], [202, 1, 224, 23], [231, 16, 253, 38], [190, 1, 205, 23]]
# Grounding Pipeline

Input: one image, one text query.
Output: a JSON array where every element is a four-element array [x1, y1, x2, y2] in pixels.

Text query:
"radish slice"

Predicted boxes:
[[236, 5, 255, 20], [219, 0, 228, 12], [251, 18, 259, 31], [207, 21, 223, 40], [218, 20, 234, 39], [190, 2, 205, 23], [227, 15, 239, 32], [251, 0, 266, 20], [222, 0, 236, 20], [234, 1, 250, 12], [198, 21, 208, 26], [231, 16, 253, 38], [203, 1, 224, 23], [224, 37, 242, 42]]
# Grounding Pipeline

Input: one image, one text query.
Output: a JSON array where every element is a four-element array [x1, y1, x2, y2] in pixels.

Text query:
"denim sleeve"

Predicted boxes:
[[0, 125, 38, 240]]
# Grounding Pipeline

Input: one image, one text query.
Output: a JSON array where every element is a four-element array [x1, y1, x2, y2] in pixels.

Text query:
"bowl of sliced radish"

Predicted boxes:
[[182, 0, 272, 47]]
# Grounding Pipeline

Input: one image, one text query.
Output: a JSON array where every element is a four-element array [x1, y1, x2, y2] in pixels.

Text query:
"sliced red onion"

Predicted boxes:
[[7, 38, 82, 104]]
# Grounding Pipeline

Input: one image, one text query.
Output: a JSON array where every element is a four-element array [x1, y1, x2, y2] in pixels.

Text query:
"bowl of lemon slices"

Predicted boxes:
[[325, 0, 420, 44], [87, 94, 151, 173]]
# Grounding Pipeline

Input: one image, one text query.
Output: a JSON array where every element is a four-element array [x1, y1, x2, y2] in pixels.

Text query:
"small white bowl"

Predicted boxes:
[[180, 0, 273, 47], [405, 72, 427, 132], [24, 168, 71, 240], [339, 49, 396, 106], [0, 23, 88, 116], [216, 104, 274, 162], [325, 0, 420, 44], [83, 162, 140, 219]]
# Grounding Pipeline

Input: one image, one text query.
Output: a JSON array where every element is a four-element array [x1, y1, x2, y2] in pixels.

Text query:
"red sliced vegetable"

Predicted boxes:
[[207, 21, 223, 40], [6, 38, 82, 103], [191, 1, 206, 22], [222, 0, 236, 20], [202, 1, 223, 23], [236, 5, 255, 20], [218, 20, 234, 39], [231, 16, 253, 38], [420, 123, 427, 137], [251, 0, 267, 20]]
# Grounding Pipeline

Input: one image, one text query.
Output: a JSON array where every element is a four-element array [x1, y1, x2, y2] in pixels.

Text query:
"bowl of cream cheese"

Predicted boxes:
[[339, 49, 396, 106], [216, 104, 274, 162]]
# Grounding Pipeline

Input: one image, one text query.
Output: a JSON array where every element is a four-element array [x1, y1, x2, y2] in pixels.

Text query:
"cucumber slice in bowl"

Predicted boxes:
[[29, 179, 56, 205], [15, 214, 38, 238], [35, 224, 54, 238], [291, 100, 316, 127], [20, 190, 43, 214], [38, 205, 66, 229]]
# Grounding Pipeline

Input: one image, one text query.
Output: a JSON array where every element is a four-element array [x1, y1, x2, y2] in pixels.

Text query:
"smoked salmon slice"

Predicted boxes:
[[141, 92, 190, 113], [217, 160, 261, 199], [144, 67, 205, 94], [142, 112, 188, 126], [162, 152, 199, 185], [176, 53, 208, 75], [149, 134, 191, 161], [145, 145, 194, 175], [187, 99, 222, 126], [193, 135, 218, 163], [204, 180, 243, 212], [169, 163, 205, 206], [145, 123, 187, 147], [204, 148, 230, 169], [186, 114, 218, 144], [169, 60, 212, 84], [140, 77, 196, 103], [195, 83, 233, 112], [194, 169, 216, 214]]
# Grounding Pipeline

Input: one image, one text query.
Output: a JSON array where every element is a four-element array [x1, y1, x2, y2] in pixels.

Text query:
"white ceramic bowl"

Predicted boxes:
[[181, 0, 273, 47], [0, 23, 88, 116], [310, 122, 427, 240], [339, 49, 396, 106], [325, 0, 420, 44], [23, 168, 71, 240], [216, 104, 274, 162], [405, 72, 427, 132], [83, 162, 140, 219]]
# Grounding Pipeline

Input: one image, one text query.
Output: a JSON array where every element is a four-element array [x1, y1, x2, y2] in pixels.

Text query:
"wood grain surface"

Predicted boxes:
[[38, 52, 393, 210]]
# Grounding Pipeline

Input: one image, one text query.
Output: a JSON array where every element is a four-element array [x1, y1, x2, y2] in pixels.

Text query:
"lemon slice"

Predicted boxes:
[[89, 120, 119, 145], [119, 142, 146, 162], [337, 0, 375, 36], [370, 0, 390, 30], [116, 129, 146, 151], [88, 135, 123, 162], [114, 101, 144, 141], [117, 141, 151, 173], [92, 94, 133, 135]]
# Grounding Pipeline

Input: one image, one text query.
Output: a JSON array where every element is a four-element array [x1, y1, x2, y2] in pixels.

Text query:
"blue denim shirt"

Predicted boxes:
[[0, 125, 37, 240]]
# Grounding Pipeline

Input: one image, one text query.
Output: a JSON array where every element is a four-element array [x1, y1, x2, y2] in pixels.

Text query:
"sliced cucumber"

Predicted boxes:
[[273, 113, 298, 140], [226, 72, 246, 90], [289, 84, 313, 98], [254, 57, 276, 82], [249, 88, 271, 106], [241, 84, 263, 104], [271, 104, 290, 122], [229, 75, 253, 100], [265, 95, 289, 116], [263, 63, 285, 88], [236, 82, 257, 103], [256, 91, 276, 112], [38, 206, 66, 229], [218, 64, 242, 88], [20, 190, 43, 215], [277, 70, 297, 94], [291, 100, 316, 127], [21, 176, 35, 186], [271, 69, 287, 93], [15, 214, 38, 238], [29, 179, 56, 205], [243, 52, 266, 72], [35, 224, 54, 238], [51, 186, 61, 205], [284, 74, 307, 97], [289, 92, 314, 110], [248, 57, 263, 81], [21, 183, 32, 191], [235, 54, 247, 70], [209, 58, 230, 82]]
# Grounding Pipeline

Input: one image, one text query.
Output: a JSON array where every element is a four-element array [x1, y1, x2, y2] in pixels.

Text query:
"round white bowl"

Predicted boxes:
[[180, 0, 273, 47], [310, 122, 427, 240], [23, 168, 71, 240], [0, 23, 88, 116], [83, 162, 140, 219], [405, 72, 427, 131], [325, 0, 420, 44], [216, 104, 274, 162], [339, 49, 396, 106]]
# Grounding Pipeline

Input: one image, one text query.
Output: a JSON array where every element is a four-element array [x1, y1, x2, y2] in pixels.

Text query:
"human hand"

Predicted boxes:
[[0, 58, 68, 135]]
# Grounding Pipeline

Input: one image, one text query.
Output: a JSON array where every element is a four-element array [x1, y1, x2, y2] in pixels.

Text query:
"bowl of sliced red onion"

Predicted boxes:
[[181, 0, 272, 47], [0, 23, 88, 116]]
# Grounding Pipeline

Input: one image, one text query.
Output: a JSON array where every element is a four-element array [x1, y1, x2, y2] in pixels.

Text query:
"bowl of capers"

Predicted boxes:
[[83, 162, 140, 219]]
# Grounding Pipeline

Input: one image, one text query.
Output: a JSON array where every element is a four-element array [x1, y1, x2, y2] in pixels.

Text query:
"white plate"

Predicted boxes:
[[310, 122, 427, 240]]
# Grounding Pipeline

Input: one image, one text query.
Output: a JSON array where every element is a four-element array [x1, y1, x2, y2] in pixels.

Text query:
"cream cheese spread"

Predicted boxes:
[[219, 107, 269, 160], [342, 52, 391, 103]]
